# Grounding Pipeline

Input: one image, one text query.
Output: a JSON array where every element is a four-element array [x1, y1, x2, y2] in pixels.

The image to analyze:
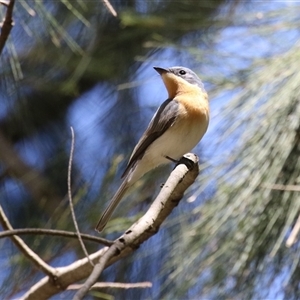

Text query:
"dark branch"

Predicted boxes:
[[0, 0, 15, 56]]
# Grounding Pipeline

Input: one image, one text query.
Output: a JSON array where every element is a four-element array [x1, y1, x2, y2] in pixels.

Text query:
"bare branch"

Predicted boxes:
[[68, 127, 93, 265], [0, 228, 113, 246], [68, 281, 152, 290], [261, 183, 300, 192], [0, 1, 9, 7], [0, 205, 56, 277], [23, 247, 109, 300], [0, 0, 15, 56], [74, 153, 199, 299], [101, 0, 117, 17], [22, 153, 199, 299], [286, 214, 300, 247]]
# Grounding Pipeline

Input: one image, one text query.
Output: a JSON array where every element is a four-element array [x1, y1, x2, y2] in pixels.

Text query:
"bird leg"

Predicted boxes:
[[165, 155, 178, 163]]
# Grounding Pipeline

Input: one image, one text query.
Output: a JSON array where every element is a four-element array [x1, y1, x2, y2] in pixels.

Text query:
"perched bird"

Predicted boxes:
[[95, 66, 209, 232]]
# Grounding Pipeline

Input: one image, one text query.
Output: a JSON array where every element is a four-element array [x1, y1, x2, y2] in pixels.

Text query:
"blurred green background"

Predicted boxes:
[[0, 0, 300, 299]]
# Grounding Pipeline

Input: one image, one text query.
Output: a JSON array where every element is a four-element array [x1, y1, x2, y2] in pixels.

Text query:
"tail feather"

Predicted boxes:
[[95, 179, 129, 232]]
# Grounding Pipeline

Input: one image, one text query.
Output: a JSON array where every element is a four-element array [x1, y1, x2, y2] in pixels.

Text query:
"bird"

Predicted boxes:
[[95, 66, 209, 232]]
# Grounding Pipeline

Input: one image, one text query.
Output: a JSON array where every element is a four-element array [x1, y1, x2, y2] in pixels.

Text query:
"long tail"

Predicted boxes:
[[95, 179, 129, 232]]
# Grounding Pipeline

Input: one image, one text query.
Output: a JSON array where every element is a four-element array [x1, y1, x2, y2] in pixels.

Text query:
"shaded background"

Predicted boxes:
[[0, 0, 300, 299]]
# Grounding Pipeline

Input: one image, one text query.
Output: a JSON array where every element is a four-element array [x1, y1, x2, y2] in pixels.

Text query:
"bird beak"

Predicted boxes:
[[153, 67, 168, 75]]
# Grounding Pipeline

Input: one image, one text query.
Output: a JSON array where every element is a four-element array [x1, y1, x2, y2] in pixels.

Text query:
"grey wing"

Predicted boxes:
[[121, 98, 179, 178]]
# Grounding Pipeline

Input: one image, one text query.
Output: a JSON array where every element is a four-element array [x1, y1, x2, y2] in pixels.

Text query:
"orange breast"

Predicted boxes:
[[175, 90, 209, 124]]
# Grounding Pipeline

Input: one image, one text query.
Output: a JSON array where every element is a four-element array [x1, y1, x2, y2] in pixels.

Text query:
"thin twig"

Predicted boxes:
[[286, 214, 300, 247], [68, 127, 93, 266], [101, 0, 117, 17], [0, 205, 56, 277], [0, 228, 113, 246], [0, 0, 15, 56], [261, 183, 300, 192], [68, 281, 152, 290]]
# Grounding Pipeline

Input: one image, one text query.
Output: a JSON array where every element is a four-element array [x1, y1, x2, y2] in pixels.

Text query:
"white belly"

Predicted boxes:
[[128, 115, 208, 184]]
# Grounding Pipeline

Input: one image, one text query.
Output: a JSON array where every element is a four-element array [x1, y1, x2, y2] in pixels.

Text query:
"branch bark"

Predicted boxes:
[[0, 228, 112, 246], [22, 153, 199, 300]]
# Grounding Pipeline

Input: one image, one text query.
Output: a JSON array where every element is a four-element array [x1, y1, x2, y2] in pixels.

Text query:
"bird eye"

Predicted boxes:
[[179, 70, 186, 75]]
